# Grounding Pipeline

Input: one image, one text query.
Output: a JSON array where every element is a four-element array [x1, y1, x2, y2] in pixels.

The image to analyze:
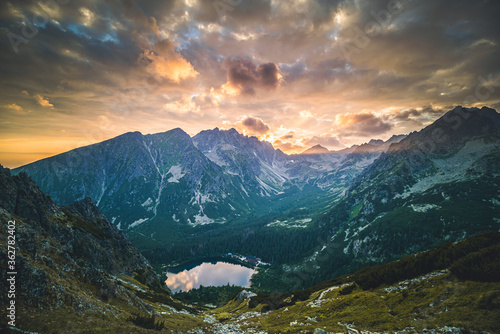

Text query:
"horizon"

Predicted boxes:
[[3, 104, 499, 169], [1, 0, 500, 167]]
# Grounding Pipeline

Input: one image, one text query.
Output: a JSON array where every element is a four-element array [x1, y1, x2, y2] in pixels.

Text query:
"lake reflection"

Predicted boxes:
[[165, 261, 255, 293]]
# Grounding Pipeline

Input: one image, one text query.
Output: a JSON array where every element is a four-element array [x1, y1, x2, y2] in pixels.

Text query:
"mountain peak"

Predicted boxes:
[[301, 144, 330, 155]]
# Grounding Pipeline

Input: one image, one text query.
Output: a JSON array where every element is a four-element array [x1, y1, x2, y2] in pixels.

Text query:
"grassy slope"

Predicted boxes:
[[212, 274, 499, 333], [206, 231, 500, 333]]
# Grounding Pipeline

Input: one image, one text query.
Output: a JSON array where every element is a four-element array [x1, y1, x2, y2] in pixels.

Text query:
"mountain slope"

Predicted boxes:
[[13, 129, 251, 235], [288, 106, 500, 289], [0, 165, 203, 333]]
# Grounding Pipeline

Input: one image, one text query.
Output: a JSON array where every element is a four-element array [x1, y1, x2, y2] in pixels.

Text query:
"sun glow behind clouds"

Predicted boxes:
[[0, 0, 499, 167]]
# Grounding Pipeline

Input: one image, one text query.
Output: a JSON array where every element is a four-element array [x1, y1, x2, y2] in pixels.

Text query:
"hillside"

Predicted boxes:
[[0, 165, 203, 333]]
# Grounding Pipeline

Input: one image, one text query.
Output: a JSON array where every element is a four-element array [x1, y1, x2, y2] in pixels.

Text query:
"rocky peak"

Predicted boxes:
[[301, 144, 330, 155], [0, 165, 57, 227]]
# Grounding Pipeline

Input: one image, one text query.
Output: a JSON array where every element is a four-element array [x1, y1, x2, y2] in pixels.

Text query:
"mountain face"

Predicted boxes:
[[2, 164, 498, 333], [13, 129, 252, 234], [0, 166, 200, 332], [276, 106, 500, 289], [193, 127, 402, 194]]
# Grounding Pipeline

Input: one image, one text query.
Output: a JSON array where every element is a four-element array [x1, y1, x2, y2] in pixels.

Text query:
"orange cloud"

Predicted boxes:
[[234, 116, 271, 136], [163, 95, 201, 114], [6, 103, 22, 111], [139, 40, 199, 83], [33, 94, 54, 109], [335, 112, 393, 137]]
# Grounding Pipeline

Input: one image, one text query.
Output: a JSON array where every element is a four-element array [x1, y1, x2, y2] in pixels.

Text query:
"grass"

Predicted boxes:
[[209, 273, 500, 333]]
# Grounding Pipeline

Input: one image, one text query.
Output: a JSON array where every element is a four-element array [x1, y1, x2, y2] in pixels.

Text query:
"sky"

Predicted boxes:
[[1, 0, 500, 168]]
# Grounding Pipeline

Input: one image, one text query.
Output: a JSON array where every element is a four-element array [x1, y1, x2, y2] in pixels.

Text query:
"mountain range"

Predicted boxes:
[[0, 165, 204, 332], [13, 120, 402, 252], [269, 106, 500, 291], [12, 106, 500, 291]]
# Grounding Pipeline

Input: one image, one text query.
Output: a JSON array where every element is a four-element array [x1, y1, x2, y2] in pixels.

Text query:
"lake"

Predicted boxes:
[[165, 261, 256, 293]]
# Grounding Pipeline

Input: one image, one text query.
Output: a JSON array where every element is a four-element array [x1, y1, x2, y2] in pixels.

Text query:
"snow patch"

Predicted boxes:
[[267, 218, 312, 228], [411, 204, 441, 212], [129, 218, 148, 229], [188, 214, 226, 227], [167, 165, 185, 183], [141, 197, 153, 207], [190, 191, 215, 205]]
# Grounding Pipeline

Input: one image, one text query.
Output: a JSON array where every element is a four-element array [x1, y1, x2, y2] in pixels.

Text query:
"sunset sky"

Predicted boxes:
[[1, 0, 500, 168]]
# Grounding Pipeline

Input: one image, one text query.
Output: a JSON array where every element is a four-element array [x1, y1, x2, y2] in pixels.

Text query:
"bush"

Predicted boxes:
[[128, 314, 164, 331]]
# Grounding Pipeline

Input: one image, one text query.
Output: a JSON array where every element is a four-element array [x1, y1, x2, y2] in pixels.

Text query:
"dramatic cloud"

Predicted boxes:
[[235, 116, 271, 135], [139, 39, 199, 83], [336, 112, 393, 137], [220, 58, 282, 95]]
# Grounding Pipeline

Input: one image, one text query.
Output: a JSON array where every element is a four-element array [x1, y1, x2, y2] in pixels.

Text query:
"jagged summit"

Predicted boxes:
[[301, 144, 330, 155]]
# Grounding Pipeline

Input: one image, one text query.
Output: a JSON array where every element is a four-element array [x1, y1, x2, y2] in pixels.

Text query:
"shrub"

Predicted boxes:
[[128, 314, 164, 331]]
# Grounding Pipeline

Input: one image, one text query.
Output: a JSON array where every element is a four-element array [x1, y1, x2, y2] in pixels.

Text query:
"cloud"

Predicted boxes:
[[220, 58, 282, 96], [389, 106, 446, 123], [139, 39, 199, 83], [163, 95, 201, 114], [33, 94, 54, 109], [235, 116, 271, 135], [336, 112, 393, 137], [1, 0, 500, 167], [5, 103, 22, 111]]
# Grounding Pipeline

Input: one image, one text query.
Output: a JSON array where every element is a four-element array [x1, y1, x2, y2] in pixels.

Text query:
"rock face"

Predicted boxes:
[[0, 166, 171, 330]]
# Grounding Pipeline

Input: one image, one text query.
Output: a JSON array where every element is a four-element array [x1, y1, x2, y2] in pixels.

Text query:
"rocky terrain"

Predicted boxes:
[[0, 165, 201, 332]]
